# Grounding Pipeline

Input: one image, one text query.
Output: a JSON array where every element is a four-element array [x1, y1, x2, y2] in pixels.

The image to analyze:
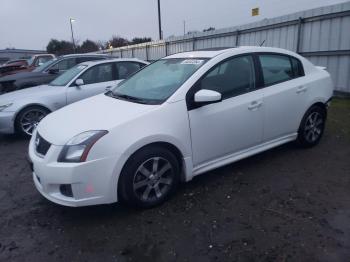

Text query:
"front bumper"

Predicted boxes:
[[0, 111, 15, 134], [29, 134, 122, 207]]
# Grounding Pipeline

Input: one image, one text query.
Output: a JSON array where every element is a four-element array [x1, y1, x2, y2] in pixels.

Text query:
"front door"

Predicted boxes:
[[188, 55, 264, 167], [66, 62, 118, 104]]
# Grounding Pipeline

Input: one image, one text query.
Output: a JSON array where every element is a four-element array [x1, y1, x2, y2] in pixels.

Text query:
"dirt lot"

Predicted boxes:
[[0, 98, 349, 262]]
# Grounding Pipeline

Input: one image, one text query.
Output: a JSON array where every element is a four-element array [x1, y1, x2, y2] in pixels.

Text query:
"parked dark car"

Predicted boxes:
[[0, 54, 55, 78], [0, 54, 110, 94]]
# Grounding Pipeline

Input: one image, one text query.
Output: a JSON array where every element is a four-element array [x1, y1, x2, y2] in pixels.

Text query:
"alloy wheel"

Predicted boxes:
[[133, 157, 174, 202], [304, 111, 324, 143], [20, 109, 47, 136]]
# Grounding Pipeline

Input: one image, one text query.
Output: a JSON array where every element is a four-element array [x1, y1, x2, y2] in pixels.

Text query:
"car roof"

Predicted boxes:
[[164, 46, 300, 59], [79, 58, 148, 67], [59, 53, 109, 58]]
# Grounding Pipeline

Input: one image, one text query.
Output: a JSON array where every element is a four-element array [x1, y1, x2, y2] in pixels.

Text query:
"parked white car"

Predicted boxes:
[[0, 58, 148, 136], [29, 47, 333, 208]]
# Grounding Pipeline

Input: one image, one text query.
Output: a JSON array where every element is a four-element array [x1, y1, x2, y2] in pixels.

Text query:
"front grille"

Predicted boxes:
[[35, 133, 51, 156]]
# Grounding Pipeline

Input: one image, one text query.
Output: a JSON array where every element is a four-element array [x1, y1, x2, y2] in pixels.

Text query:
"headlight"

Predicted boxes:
[[58, 130, 108, 163], [0, 103, 13, 112]]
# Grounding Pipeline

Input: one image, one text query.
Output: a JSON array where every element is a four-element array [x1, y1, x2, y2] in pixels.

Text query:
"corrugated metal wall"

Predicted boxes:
[[99, 2, 350, 93]]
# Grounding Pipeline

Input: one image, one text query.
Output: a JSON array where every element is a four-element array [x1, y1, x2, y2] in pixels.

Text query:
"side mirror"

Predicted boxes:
[[194, 89, 222, 104], [105, 86, 112, 91], [48, 68, 59, 74], [75, 79, 84, 86]]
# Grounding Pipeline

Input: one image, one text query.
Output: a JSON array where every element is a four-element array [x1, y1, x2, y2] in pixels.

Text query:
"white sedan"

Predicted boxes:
[[0, 58, 148, 136], [29, 46, 333, 208]]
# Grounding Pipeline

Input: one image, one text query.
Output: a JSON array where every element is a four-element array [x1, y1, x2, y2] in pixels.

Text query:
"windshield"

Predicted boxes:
[[33, 59, 57, 72], [110, 58, 207, 104], [49, 64, 87, 86], [26, 56, 35, 65]]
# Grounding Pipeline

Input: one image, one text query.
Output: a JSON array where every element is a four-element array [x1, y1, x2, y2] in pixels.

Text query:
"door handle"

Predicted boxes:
[[248, 100, 263, 110], [296, 86, 307, 94]]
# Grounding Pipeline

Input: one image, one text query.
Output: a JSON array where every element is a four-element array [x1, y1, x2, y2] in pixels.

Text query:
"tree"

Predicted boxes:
[[203, 27, 215, 32], [46, 39, 75, 55], [78, 39, 99, 53], [106, 35, 129, 49], [131, 37, 152, 45]]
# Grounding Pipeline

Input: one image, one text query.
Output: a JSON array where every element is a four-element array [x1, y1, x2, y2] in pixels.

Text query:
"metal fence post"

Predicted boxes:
[[146, 45, 149, 61], [120, 49, 123, 58], [165, 42, 168, 56], [192, 37, 196, 51], [235, 30, 240, 47], [296, 17, 304, 53]]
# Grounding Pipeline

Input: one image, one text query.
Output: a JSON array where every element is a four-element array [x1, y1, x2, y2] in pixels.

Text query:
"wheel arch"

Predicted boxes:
[[298, 99, 328, 132], [14, 103, 52, 131], [305, 100, 328, 118], [120, 141, 187, 183]]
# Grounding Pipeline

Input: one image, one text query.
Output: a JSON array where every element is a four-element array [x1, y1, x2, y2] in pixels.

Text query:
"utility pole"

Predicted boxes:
[[69, 18, 76, 52], [157, 0, 162, 39], [183, 20, 186, 35]]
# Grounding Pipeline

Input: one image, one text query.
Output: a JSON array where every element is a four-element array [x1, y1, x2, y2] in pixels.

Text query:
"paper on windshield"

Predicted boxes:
[[181, 59, 204, 65]]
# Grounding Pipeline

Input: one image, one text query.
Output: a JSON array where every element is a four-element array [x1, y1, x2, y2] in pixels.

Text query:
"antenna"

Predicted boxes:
[[260, 40, 266, 46]]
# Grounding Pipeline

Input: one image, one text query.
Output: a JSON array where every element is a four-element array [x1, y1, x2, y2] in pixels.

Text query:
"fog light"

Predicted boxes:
[[59, 184, 73, 197]]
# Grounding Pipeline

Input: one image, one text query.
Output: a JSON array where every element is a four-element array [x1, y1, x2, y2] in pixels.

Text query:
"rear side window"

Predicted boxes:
[[259, 55, 293, 86], [290, 57, 304, 78], [259, 54, 304, 86], [116, 62, 142, 79], [79, 63, 114, 85]]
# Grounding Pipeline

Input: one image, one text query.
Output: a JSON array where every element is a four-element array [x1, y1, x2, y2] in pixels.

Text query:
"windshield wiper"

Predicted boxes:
[[106, 91, 149, 104]]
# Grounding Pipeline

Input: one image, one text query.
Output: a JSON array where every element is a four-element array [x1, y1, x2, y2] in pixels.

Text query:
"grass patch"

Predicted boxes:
[[327, 98, 350, 139]]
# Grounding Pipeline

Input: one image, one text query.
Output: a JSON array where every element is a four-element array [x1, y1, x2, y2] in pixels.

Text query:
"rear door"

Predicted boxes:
[[116, 61, 144, 82], [66, 62, 117, 104], [258, 53, 307, 142]]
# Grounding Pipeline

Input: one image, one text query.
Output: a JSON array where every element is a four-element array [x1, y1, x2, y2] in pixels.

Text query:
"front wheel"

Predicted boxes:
[[118, 146, 180, 208], [15, 106, 50, 137], [297, 105, 326, 148]]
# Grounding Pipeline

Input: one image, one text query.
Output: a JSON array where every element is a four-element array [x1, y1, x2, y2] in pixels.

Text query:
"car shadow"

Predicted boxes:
[[0, 133, 28, 143], [38, 141, 299, 223]]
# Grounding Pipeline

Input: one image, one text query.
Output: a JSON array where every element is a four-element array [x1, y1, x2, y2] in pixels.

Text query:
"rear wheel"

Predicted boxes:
[[297, 105, 326, 147], [15, 106, 50, 137], [118, 146, 180, 208]]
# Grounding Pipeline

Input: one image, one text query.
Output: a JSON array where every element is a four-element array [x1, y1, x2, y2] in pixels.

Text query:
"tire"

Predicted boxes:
[[297, 105, 326, 148], [15, 106, 50, 137], [118, 146, 180, 208]]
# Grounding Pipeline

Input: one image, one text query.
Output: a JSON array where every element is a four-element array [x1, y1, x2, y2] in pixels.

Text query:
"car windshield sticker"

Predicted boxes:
[[181, 59, 204, 65]]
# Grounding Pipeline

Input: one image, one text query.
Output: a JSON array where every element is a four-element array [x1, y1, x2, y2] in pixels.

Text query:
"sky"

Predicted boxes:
[[0, 0, 348, 50]]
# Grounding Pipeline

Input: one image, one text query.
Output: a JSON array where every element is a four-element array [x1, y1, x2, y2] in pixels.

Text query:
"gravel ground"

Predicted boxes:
[[0, 98, 349, 262]]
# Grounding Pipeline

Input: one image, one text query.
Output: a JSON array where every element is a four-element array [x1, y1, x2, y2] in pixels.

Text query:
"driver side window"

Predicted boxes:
[[200, 55, 256, 99]]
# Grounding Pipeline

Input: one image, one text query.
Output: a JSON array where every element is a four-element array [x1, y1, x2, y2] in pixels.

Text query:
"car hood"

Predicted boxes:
[[0, 71, 45, 82], [0, 63, 23, 69], [0, 84, 57, 102], [37, 94, 159, 145]]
